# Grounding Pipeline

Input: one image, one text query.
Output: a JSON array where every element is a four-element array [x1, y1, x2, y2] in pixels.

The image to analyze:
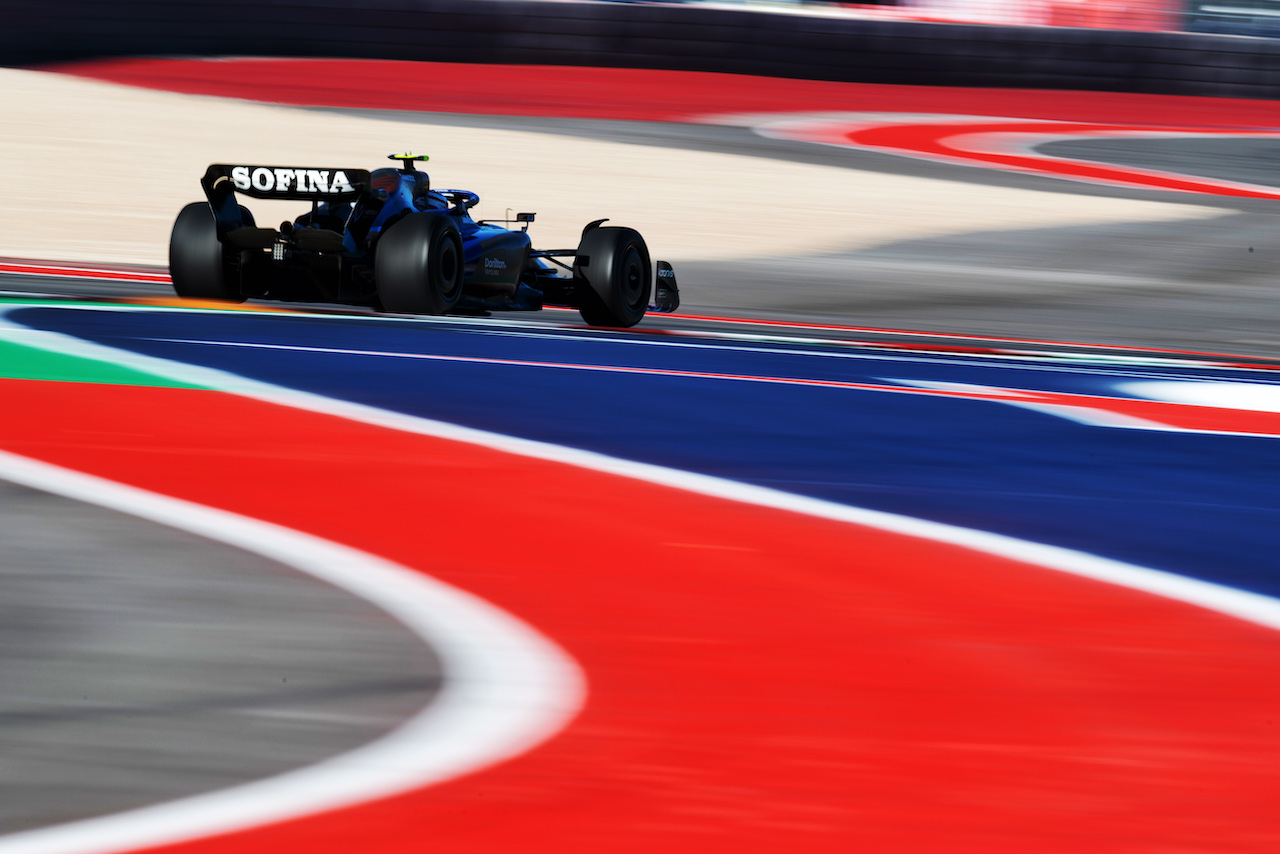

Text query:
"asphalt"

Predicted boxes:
[[0, 478, 441, 834], [1038, 137, 1280, 190], [670, 208, 1280, 355]]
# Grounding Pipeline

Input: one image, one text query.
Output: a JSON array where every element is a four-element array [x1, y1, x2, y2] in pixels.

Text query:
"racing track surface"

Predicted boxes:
[[4, 61, 1280, 852], [2, 297, 1280, 852]]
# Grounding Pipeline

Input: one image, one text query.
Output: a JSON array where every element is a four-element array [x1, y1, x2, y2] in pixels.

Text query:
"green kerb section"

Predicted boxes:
[[0, 339, 204, 389]]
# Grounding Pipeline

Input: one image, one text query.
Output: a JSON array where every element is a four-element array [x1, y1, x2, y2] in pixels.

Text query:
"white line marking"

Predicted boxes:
[[946, 129, 1280, 197], [462, 323, 1252, 377], [891, 378, 1280, 435], [1120, 380, 1280, 414], [141, 335, 1026, 395], [9, 294, 1277, 378], [0, 263, 170, 282], [725, 112, 1280, 196], [135, 334, 1280, 434], [6, 303, 1280, 853], [0, 452, 584, 854], [134, 317, 1280, 385], [885, 379, 1037, 398], [1201, 4, 1280, 17], [999, 401, 1176, 430], [897, 379, 1188, 427]]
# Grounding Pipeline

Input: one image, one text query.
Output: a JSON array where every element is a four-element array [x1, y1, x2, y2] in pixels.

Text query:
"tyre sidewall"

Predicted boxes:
[[170, 202, 242, 302], [375, 213, 464, 315], [575, 227, 650, 327]]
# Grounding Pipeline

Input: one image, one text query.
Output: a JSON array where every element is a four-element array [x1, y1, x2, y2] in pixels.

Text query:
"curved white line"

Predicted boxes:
[[6, 303, 1280, 853], [948, 130, 1280, 198], [710, 111, 1280, 198], [0, 449, 585, 854]]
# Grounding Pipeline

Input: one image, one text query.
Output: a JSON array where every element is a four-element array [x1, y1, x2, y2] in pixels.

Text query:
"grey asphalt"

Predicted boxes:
[[0, 479, 440, 834], [4, 111, 1280, 837], [1039, 137, 1280, 190], [670, 209, 1280, 355]]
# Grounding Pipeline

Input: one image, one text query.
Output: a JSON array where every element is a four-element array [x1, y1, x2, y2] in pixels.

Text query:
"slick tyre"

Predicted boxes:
[[169, 202, 244, 302], [375, 213, 464, 315], [574, 227, 650, 328]]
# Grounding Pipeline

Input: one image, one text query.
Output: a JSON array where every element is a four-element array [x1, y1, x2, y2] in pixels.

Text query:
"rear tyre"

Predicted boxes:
[[574, 226, 650, 328], [375, 213, 464, 315], [169, 202, 244, 302]]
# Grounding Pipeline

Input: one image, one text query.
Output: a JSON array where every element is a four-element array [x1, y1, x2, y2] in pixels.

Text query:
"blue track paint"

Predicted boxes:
[[16, 306, 1280, 597]]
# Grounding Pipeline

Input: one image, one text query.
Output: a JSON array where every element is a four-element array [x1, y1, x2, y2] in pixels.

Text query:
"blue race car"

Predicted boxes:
[[169, 154, 679, 327]]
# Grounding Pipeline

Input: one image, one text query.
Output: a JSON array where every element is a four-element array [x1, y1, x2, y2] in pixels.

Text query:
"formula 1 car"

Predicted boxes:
[[169, 154, 679, 327]]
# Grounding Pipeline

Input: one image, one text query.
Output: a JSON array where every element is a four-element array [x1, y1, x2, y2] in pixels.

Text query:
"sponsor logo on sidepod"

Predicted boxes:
[[484, 257, 507, 275], [231, 167, 355, 194]]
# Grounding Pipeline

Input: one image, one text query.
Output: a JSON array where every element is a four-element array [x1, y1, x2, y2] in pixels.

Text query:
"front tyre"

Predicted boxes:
[[375, 213, 464, 315], [169, 202, 244, 302], [574, 226, 650, 328]]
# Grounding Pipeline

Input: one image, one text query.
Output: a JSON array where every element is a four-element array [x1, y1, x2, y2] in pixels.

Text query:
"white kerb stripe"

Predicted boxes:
[[0, 451, 585, 854]]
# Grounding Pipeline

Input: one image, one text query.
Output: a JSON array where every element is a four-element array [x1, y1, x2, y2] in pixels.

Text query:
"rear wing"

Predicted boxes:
[[201, 163, 373, 238], [201, 164, 372, 203]]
